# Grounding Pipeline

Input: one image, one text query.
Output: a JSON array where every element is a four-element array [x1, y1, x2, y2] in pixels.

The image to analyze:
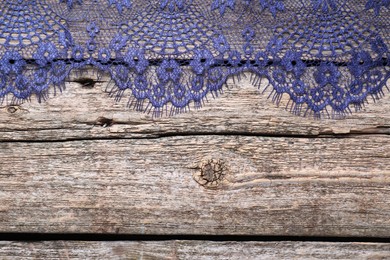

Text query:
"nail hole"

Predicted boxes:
[[95, 117, 114, 127]]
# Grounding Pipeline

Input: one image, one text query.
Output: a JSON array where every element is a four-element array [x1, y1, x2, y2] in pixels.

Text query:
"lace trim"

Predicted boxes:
[[0, 0, 389, 117]]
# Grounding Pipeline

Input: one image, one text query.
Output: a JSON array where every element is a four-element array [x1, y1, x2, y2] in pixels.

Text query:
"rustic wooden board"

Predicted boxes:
[[1, 135, 390, 236], [0, 241, 390, 259], [0, 74, 390, 141], [1, 2, 389, 257]]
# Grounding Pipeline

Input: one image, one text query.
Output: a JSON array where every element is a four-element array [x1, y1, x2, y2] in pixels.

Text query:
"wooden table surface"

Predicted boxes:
[[0, 70, 390, 259]]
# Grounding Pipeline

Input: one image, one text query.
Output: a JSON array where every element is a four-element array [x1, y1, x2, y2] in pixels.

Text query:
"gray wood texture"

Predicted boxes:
[[1, 1, 390, 256], [1, 72, 390, 257], [0, 241, 389, 259], [0, 134, 390, 236], [0, 74, 389, 141]]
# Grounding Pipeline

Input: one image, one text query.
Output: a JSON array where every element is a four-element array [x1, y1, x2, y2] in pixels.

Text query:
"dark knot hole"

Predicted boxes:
[[75, 78, 96, 88]]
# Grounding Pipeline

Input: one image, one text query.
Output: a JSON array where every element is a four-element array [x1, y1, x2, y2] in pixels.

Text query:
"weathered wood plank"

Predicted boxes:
[[1, 135, 390, 236], [0, 74, 390, 141], [0, 241, 389, 259]]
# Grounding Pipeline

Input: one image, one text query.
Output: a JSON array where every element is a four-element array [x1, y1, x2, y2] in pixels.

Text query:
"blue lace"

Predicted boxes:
[[0, 0, 389, 117]]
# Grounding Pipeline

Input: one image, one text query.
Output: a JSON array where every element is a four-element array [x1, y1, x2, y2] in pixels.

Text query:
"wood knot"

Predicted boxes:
[[7, 106, 18, 114], [193, 159, 227, 189]]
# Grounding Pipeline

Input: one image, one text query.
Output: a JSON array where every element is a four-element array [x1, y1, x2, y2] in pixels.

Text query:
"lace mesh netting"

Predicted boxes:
[[0, 0, 389, 117]]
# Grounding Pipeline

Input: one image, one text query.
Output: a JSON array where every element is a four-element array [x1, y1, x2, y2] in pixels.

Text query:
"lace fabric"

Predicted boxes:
[[0, 0, 389, 117]]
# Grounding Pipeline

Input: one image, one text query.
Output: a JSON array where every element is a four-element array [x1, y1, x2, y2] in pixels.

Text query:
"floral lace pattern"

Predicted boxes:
[[0, 0, 389, 117]]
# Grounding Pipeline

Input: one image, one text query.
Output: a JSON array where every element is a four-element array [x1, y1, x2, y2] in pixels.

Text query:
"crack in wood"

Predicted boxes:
[[0, 131, 389, 143]]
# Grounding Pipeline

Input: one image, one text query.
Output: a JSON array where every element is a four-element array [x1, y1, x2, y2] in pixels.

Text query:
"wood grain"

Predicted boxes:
[[0, 73, 390, 141], [1, 135, 390, 236], [1, 2, 389, 257], [0, 241, 389, 259]]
